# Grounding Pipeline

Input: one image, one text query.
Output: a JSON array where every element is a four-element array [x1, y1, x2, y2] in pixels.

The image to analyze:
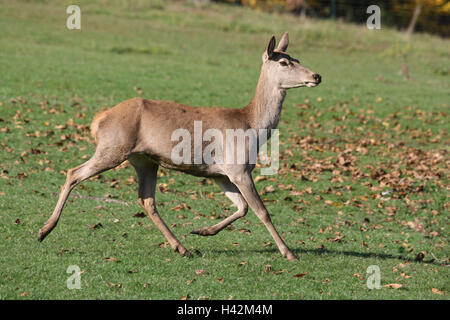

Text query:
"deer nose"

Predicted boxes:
[[313, 73, 321, 83]]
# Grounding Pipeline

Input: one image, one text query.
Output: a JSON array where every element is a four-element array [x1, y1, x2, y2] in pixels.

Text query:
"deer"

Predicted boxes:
[[37, 33, 321, 261]]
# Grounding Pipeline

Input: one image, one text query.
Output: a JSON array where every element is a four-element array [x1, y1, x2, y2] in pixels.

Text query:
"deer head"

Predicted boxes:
[[262, 32, 321, 89]]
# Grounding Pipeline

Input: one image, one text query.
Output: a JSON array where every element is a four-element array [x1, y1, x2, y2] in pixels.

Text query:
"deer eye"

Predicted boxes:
[[279, 60, 288, 67]]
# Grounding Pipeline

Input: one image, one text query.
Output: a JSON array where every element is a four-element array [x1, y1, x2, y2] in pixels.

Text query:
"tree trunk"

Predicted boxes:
[[406, 2, 422, 36]]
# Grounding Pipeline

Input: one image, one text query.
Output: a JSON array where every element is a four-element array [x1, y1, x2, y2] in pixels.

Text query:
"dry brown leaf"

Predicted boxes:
[[332, 235, 344, 242], [293, 272, 307, 278], [239, 228, 251, 235], [384, 283, 403, 289], [102, 257, 120, 262], [254, 176, 266, 183], [89, 222, 103, 229], [400, 272, 412, 279], [106, 282, 122, 288], [180, 294, 190, 300], [431, 288, 443, 295], [195, 269, 208, 276], [263, 185, 275, 194]]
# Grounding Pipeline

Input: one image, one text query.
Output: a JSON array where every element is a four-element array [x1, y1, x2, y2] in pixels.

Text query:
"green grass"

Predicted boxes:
[[0, 0, 448, 300]]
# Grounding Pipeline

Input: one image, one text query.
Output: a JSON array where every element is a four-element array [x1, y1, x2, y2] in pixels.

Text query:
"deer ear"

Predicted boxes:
[[266, 35, 276, 59], [276, 32, 289, 52]]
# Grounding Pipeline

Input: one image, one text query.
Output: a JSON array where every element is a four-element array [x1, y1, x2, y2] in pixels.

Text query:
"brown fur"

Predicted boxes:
[[90, 110, 109, 143]]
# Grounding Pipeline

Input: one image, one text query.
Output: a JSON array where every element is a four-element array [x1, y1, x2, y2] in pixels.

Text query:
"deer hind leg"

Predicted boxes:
[[130, 155, 190, 257], [38, 146, 127, 242], [191, 176, 248, 236]]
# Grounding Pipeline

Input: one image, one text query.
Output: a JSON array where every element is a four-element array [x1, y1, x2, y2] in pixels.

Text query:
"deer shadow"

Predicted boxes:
[[209, 246, 440, 265]]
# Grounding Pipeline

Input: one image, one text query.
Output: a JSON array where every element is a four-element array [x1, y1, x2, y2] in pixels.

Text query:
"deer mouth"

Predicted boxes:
[[305, 81, 320, 87], [282, 81, 319, 89]]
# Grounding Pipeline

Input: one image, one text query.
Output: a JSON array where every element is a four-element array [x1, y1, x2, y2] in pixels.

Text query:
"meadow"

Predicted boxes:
[[0, 0, 448, 299]]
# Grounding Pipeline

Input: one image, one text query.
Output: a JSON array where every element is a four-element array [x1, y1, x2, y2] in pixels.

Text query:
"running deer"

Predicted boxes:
[[38, 33, 321, 261]]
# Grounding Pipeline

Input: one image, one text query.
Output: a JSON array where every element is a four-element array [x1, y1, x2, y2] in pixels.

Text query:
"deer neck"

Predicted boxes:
[[245, 68, 286, 131]]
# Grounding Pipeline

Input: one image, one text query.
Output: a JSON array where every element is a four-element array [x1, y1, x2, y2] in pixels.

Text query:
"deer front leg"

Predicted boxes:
[[229, 171, 297, 261], [131, 158, 190, 257], [191, 176, 248, 236]]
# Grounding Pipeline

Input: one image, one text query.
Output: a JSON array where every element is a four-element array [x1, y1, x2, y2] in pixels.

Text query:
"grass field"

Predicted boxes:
[[0, 0, 448, 300]]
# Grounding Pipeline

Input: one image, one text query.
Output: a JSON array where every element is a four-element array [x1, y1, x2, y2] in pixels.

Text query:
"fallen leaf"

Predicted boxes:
[[293, 272, 307, 278], [180, 294, 190, 300], [254, 176, 266, 183], [239, 228, 251, 235], [432, 288, 443, 295], [384, 283, 403, 289], [262, 185, 275, 194], [195, 269, 208, 276], [400, 272, 412, 279], [332, 235, 344, 242], [158, 241, 169, 248], [102, 257, 120, 263], [106, 282, 122, 288], [170, 203, 190, 211]]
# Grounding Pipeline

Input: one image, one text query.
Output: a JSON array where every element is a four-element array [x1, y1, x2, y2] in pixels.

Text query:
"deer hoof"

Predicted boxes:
[[37, 228, 47, 242], [285, 252, 297, 262], [173, 244, 192, 257]]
